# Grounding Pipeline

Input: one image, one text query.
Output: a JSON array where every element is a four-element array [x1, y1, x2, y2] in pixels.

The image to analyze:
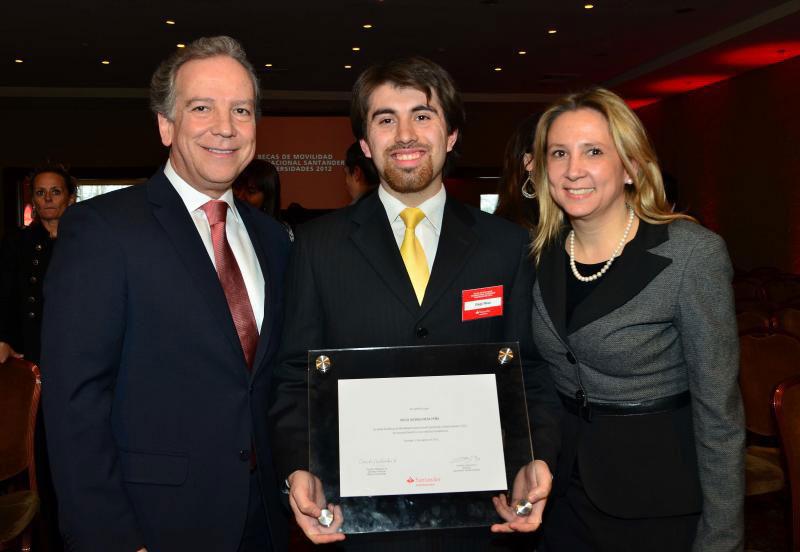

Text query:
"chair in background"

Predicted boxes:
[[0, 358, 42, 551], [737, 311, 773, 335], [774, 375, 800, 551], [775, 308, 800, 340], [765, 278, 800, 305], [734, 278, 766, 307], [739, 333, 800, 496]]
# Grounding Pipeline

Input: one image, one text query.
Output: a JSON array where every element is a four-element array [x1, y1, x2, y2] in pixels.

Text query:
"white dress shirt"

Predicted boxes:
[[164, 160, 265, 330], [378, 184, 446, 273]]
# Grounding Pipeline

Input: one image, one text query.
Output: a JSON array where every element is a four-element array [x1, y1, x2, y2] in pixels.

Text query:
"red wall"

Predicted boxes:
[[636, 55, 800, 272]]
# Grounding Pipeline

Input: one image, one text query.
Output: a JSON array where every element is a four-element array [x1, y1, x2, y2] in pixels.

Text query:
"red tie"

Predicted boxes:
[[201, 200, 259, 370]]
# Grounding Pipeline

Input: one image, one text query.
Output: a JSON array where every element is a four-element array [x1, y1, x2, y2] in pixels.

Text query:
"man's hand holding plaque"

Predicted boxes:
[[287, 470, 345, 544], [491, 459, 553, 533]]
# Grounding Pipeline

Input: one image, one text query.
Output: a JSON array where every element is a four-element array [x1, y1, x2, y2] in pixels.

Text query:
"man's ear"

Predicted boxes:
[[359, 138, 373, 159], [446, 129, 458, 152], [157, 113, 174, 147]]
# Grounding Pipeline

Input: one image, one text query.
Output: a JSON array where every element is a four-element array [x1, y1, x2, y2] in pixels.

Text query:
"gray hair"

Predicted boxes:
[[149, 35, 261, 120]]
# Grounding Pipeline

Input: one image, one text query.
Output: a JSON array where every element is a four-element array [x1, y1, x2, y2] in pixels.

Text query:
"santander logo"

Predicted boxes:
[[406, 476, 415, 483]]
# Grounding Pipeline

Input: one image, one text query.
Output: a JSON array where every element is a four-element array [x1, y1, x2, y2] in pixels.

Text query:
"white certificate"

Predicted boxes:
[[338, 374, 507, 497]]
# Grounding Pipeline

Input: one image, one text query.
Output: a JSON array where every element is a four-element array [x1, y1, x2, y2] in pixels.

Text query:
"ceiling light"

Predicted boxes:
[[548, 29, 558, 34], [518, 50, 527, 55], [584, 4, 594, 8], [494, 67, 503, 72], [362, 24, 373, 29], [165, 19, 176, 25], [352, 47, 361, 51], [176, 43, 186, 48], [344, 65, 352, 69], [14, 59, 23, 63], [101, 60, 110, 65], [265, 63, 273, 67]]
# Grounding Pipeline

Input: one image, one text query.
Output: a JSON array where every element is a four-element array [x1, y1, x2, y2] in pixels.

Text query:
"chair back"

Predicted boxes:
[[764, 278, 800, 304], [774, 375, 800, 551], [0, 357, 41, 489], [737, 311, 772, 335], [739, 333, 800, 437], [776, 308, 800, 340]]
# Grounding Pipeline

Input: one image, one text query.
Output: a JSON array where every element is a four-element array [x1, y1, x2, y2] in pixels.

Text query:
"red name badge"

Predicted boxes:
[[461, 285, 504, 321]]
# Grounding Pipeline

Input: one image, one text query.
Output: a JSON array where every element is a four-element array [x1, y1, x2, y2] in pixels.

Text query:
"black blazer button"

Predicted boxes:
[[35, 244, 43, 251], [27, 312, 36, 319], [416, 326, 428, 338], [27, 296, 36, 303], [29, 276, 38, 284], [565, 351, 577, 364], [239, 449, 250, 462], [32, 259, 40, 266]]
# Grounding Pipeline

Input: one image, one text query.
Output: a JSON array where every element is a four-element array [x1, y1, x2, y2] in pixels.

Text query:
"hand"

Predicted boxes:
[[491, 459, 552, 533], [287, 470, 345, 544], [0, 342, 23, 363]]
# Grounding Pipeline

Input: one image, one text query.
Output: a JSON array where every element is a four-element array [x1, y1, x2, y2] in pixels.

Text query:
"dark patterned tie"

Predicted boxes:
[[201, 200, 259, 370]]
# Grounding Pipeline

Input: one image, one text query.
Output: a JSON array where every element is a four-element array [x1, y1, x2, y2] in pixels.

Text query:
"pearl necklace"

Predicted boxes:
[[569, 204, 635, 282]]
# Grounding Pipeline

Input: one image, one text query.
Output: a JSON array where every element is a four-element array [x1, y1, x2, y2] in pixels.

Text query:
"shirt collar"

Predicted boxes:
[[164, 159, 240, 222], [378, 183, 446, 234]]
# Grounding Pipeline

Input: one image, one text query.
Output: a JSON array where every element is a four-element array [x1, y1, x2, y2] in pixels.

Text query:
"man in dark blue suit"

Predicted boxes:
[[41, 36, 290, 552]]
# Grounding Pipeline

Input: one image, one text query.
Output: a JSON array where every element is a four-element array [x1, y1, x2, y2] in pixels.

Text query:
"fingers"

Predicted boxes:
[[491, 461, 554, 533], [287, 471, 346, 544]]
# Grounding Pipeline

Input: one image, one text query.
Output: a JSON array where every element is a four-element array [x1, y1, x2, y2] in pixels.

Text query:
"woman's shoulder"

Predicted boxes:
[[665, 218, 725, 249]]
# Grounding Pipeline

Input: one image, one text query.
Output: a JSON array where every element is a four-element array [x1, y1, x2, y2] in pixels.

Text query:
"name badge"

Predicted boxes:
[[462, 285, 503, 321]]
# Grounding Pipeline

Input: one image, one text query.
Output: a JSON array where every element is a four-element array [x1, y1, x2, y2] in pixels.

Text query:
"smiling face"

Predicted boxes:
[[157, 55, 256, 198], [545, 108, 631, 225], [359, 84, 457, 205], [32, 171, 74, 222]]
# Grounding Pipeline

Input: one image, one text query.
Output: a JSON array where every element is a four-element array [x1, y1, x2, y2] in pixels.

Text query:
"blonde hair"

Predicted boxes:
[[530, 87, 694, 263]]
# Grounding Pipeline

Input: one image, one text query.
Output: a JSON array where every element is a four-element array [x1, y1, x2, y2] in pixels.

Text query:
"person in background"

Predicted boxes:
[[494, 115, 539, 230], [0, 165, 77, 552], [234, 158, 282, 217], [0, 165, 76, 364], [528, 87, 743, 551], [343, 141, 379, 203]]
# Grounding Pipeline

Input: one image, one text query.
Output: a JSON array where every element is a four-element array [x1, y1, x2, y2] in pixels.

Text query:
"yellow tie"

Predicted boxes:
[[399, 207, 430, 305]]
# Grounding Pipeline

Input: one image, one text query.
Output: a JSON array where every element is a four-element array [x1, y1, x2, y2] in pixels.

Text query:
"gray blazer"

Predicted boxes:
[[533, 219, 744, 552]]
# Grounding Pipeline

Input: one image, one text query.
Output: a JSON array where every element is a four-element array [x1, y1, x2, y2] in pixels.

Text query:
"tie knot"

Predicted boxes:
[[201, 200, 228, 226], [400, 207, 426, 230]]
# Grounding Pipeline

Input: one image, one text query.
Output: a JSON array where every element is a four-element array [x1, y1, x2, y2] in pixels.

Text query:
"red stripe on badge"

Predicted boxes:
[[462, 285, 503, 321]]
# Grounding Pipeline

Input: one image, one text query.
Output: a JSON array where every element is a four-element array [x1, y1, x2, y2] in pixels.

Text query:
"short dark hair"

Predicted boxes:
[[233, 159, 281, 216], [29, 165, 77, 196], [344, 142, 380, 187], [150, 35, 260, 120], [350, 56, 465, 154]]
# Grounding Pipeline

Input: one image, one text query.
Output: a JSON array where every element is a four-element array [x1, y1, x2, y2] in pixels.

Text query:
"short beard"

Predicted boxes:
[[379, 153, 436, 195]]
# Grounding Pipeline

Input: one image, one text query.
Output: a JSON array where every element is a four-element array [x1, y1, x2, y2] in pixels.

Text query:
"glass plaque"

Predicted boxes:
[[308, 342, 533, 534]]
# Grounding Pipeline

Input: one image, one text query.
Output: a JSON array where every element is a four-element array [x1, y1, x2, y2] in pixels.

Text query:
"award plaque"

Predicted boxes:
[[308, 342, 533, 534]]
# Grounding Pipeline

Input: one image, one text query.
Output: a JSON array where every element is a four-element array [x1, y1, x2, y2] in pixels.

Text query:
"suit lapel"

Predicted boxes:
[[349, 193, 420, 316], [536, 230, 569, 343], [147, 172, 246, 373], [237, 202, 274, 379], [418, 198, 477, 318], [567, 220, 672, 334]]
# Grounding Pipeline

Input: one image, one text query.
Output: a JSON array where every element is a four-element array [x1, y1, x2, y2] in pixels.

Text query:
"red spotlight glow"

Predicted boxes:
[[625, 98, 660, 110], [647, 74, 731, 94], [717, 41, 800, 68]]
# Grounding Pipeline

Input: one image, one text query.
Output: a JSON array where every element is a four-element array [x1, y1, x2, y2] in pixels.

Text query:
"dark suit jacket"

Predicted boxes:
[[533, 220, 744, 552], [269, 191, 560, 550], [0, 221, 54, 363], [41, 170, 291, 552]]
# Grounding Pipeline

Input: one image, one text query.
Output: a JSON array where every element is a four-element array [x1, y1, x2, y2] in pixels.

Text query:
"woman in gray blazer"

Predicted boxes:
[[527, 88, 744, 552]]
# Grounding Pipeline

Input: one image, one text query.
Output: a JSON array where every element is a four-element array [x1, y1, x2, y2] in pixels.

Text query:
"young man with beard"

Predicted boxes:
[[269, 57, 559, 550]]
